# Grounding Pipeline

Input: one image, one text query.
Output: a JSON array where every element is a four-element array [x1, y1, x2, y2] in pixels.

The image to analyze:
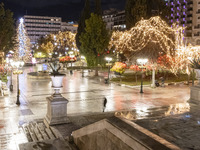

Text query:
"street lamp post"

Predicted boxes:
[[9, 59, 14, 92], [105, 57, 112, 84], [137, 59, 148, 93], [16, 73, 20, 105], [10, 69, 13, 92], [12, 61, 24, 105]]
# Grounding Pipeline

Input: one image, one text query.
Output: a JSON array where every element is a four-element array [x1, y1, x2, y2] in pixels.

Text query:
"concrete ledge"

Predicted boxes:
[[19, 138, 72, 150], [110, 81, 151, 88], [189, 86, 200, 105], [72, 117, 180, 150], [27, 74, 51, 79], [116, 117, 180, 150]]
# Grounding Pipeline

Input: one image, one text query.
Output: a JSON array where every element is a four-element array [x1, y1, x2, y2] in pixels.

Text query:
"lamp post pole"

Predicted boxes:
[[105, 57, 112, 84], [10, 69, 13, 92], [8, 60, 13, 92], [108, 65, 110, 82], [12, 61, 24, 105], [16, 74, 20, 105], [140, 67, 144, 93], [137, 59, 148, 94]]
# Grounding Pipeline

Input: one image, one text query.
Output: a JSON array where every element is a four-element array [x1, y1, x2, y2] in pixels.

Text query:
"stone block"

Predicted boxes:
[[19, 138, 72, 150], [190, 86, 200, 104], [44, 95, 69, 126]]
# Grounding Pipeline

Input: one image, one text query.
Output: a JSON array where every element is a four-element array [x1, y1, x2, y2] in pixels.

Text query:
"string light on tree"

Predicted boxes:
[[109, 16, 185, 54], [39, 31, 78, 56], [14, 18, 31, 62], [109, 16, 200, 75]]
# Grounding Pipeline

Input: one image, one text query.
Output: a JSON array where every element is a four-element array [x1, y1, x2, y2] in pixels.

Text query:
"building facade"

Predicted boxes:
[[103, 9, 126, 31], [23, 15, 62, 44], [168, 0, 200, 45], [61, 21, 78, 33]]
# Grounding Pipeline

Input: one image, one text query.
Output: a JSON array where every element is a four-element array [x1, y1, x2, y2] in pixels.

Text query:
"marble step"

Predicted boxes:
[[21, 122, 78, 150], [19, 138, 78, 150], [22, 121, 57, 142]]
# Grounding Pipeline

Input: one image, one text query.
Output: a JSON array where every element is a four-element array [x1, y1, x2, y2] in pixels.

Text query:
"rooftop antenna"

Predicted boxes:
[[25, 10, 28, 15]]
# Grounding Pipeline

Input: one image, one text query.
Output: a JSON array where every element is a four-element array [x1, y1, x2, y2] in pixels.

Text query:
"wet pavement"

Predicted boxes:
[[133, 102, 200, 150], [0, 65, 192, 149]]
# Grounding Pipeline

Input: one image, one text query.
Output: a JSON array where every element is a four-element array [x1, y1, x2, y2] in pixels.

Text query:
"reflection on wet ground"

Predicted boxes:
[[117, 102, 200, 150], [115, 102, 191, 120]]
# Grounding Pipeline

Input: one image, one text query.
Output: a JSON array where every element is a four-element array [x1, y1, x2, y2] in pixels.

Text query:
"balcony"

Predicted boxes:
[[194, 33, 200, 36]]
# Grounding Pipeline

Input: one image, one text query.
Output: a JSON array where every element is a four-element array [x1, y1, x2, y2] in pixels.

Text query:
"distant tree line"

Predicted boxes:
[[0, 3, 15, 55], [126, 0, 170, 30]]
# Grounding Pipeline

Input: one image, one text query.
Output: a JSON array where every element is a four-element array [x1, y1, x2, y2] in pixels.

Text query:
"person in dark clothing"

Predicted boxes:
[[103, 97, 107, 112]]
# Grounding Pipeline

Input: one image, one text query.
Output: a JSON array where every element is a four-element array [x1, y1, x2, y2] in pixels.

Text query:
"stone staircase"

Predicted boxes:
[[72, 117, 181, 150], [22, 121, 62, 142], [20, 121, 78, 150]]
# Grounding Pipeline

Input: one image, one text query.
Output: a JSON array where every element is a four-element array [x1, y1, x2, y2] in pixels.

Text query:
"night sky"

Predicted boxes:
[[2, 0, 126, 22]]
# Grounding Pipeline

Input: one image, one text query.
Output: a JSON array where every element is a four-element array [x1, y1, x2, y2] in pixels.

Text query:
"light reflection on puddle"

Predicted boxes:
[[164, 103, 190, 116], [115, 102, 190, 120]]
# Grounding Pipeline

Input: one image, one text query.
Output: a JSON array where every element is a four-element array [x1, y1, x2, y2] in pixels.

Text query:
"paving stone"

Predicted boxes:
[[20, 109, 34, 116], [45, 128, 56, 139], [19, 138, 75, 150]]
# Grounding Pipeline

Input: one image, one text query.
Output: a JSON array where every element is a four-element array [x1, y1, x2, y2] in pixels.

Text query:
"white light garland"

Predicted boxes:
[[14, 18, 31, 63]]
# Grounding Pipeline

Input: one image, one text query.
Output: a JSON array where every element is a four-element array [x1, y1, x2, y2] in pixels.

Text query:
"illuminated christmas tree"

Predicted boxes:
[[14, 18, 31, 63]]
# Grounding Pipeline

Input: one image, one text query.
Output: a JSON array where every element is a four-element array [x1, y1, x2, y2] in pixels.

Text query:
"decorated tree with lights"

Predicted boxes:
[[35, 31, 77, 58], [109, 16, 188, 87], [14, 18, 31, 62], [33, 36, 54, 58], [54, 31, 78, 55]]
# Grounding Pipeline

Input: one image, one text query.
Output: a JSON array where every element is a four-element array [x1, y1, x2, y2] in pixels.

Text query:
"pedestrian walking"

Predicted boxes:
[[103, 97, 107, 112]]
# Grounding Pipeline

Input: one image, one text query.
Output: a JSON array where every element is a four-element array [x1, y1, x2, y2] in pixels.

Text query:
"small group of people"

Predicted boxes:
[[155, 77, 165, 87]]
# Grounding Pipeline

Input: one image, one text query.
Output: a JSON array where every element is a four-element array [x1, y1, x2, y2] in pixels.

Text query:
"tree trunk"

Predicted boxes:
[[95, 58, 99, 76], [95, 67, 98, 76], [135, 72, 137, 85], [151, 68, 156, 88]]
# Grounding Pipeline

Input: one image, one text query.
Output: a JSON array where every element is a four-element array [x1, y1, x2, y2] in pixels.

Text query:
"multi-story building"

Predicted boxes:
[[61, 21, 78, 33], [168, 0, 200, 45], [102, 8, 117, 30], [113, 10, 126, 30], [23, 15, 62, 44], [103, 9, 126, 31]]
